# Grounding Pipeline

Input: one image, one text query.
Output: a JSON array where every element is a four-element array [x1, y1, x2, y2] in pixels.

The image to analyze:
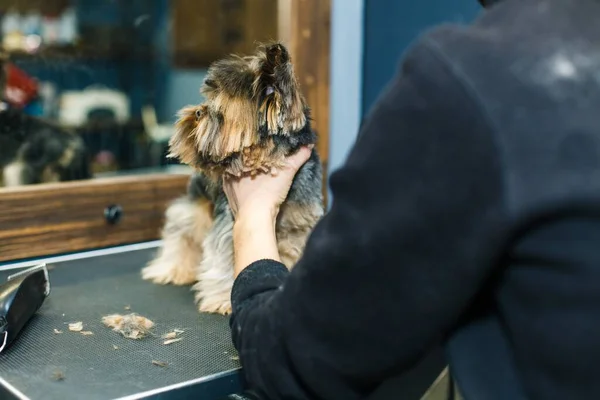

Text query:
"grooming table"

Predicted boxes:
[[0, 244, 242, 400]]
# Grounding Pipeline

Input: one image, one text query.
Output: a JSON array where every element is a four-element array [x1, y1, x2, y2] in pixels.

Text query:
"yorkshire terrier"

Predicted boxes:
[[141, 42, 324, 315], [0, 60, 91, 187]]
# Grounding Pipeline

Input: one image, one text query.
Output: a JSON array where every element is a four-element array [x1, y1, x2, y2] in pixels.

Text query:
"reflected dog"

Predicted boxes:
[[0, 59, 91, 187], [0, 105, 92, 187], [141, 42, 324, 315]]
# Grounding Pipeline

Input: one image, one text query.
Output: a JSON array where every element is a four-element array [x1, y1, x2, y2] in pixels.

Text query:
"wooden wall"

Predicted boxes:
[[279, 0, 331, 205], [0, 174, 189, 263], [172, 0, 279, 68], [0, 0, 69, 15]]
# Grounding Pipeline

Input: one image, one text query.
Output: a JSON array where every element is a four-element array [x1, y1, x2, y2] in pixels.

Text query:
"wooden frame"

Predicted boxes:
[[0, 0, 331, 263], [0, 174, 189, 263], [172, 0, 279, 69], [278, 0, 331, 205]]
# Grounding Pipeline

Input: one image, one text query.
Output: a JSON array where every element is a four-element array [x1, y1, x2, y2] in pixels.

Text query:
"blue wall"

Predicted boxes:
[[327, 0, 364, 198], [361, 0, 481, 116], [328, 0, 364, 177], [327, 0, 482, 203]]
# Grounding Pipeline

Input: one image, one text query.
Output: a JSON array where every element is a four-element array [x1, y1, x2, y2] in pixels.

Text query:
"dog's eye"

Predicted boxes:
[[195, 109, 202, 120], [265, 86, 274, 96]]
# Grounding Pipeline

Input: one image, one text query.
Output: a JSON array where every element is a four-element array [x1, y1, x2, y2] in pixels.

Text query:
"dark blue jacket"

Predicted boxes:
[[230, 0, 600, 398]]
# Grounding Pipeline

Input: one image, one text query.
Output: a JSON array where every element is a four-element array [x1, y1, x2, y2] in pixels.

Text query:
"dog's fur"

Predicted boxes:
[[141, 42, 324, 315], [0, 104, 92, 186], [0, 60, 91, 187]]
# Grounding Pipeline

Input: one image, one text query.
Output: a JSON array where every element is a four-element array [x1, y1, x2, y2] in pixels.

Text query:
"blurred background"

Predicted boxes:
[[0, 0, 482, 182], [0, 0, 281, 177], [0, 0, 481, 184], [0, 0, 481, 255]]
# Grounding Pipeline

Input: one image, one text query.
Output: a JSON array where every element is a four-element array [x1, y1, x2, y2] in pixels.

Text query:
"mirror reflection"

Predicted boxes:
[[0, 0, 279, 187]]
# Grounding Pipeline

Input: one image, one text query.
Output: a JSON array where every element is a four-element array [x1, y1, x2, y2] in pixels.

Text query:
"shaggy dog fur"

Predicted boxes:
[[141, 42, 324, 315]]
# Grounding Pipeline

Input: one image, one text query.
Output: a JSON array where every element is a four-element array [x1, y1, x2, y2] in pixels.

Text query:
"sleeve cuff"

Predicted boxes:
[[231, 259, 290, 311]]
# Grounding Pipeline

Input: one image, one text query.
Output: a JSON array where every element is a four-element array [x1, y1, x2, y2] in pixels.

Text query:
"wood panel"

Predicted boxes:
[[0, 174, 189, 262], [172, 0, 278, 68], [0, 0, 69, 15], [172, 0, 222, 68], [280, 0, 331, 206], [242, 0, 279, 53]]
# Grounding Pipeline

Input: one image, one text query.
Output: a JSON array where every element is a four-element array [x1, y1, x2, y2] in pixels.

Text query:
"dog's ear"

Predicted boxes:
[[255, 42, 306, 135], [261, 43, 290, 79], [168, 105, 203, 166], [258, 43, 293, 93]]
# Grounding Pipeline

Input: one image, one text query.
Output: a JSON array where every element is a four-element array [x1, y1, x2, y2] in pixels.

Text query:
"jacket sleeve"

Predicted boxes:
[[229, 35, 507, 400]]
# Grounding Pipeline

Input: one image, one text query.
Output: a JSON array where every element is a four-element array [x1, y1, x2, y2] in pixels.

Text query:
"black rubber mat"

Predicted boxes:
[[0, 247, 241, 400]]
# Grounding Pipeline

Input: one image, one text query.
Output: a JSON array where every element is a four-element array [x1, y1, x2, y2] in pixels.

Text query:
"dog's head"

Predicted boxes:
[[168, 42, 313, 178]]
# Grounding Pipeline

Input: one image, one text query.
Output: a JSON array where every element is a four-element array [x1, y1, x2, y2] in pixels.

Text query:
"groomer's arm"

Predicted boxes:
[[228, 35, 507, 400]]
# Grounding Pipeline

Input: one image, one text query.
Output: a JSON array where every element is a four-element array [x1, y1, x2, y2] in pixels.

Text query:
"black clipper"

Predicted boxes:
[[0, 264, 50, 353]]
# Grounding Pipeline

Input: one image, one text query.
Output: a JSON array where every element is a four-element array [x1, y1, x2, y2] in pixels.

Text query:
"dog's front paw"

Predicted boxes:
[[197, 298, 232, 315], [141, 260, 197, 286], [193, 286, 232, 315]]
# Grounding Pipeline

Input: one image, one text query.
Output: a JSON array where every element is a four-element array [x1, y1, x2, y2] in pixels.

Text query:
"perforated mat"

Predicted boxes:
[[0, 247, 241, 400]]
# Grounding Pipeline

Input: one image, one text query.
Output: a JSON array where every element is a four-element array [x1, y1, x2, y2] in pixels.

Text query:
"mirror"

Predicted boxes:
[[0, 0, 279, 187]]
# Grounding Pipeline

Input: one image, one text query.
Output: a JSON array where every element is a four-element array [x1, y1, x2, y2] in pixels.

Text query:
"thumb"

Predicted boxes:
[[286, 145, 313, 171]]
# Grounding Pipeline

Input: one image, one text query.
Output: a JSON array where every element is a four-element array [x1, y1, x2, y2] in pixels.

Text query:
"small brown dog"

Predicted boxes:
[[141, 42, 324, 315]]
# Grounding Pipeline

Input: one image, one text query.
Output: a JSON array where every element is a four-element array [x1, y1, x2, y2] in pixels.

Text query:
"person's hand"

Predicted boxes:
[[223, 145, 313, 221], [225, 145, 312, 274]]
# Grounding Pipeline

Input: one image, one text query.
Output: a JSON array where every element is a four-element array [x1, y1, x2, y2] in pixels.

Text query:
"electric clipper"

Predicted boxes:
[[0, 264, 50, 353]]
